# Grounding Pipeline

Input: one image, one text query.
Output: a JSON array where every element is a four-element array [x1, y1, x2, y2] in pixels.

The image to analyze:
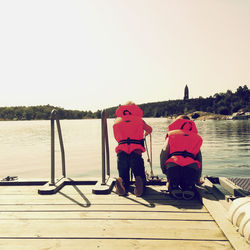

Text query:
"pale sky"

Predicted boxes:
[[0, 0, 249, 111]]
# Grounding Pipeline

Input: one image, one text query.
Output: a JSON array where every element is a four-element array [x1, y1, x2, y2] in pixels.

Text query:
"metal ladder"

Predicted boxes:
[[38, 109, 114, 195], [92, 110, 114, 194], [38, 109, 67, 194]]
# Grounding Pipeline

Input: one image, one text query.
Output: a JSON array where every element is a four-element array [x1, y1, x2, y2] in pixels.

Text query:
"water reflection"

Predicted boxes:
[[143, 118, 250, 178], [0, 118, 249, 179], [190, 120, 250, 177]]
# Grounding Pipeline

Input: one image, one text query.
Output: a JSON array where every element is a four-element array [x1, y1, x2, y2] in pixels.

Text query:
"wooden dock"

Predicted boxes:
[[0, 180, 248, 250]]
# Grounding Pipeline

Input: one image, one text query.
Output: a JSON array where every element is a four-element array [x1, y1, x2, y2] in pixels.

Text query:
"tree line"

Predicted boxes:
[[0, 85, 249, 121], [106, 85, 249, 118], [0, 105, 102, 121]]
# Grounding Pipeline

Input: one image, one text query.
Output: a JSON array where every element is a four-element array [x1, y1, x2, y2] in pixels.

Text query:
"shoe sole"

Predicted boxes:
[[182, 190, 195, 200], [115, 178, 126, 196], [134, 176, 143, 197], [171, 189, 183, 199]]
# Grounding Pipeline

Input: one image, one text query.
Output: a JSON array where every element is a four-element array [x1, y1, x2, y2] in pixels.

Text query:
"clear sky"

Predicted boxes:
[[0, 0, 249, 111]]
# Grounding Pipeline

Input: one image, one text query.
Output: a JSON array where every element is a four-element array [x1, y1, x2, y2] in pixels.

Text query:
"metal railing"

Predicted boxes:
[[101, 110, 110, 184], [50, 109, 66, 185]]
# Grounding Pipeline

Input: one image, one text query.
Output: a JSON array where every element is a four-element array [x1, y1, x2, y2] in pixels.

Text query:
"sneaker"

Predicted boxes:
[[115, 177, 126, 196], [182, 186, 195, 200], [169, 185, 183, 199], [134, 176, 144, 197]]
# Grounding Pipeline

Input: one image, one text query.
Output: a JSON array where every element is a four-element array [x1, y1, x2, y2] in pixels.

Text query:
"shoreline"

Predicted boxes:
[[168, 111, 250, 121], [167, 112, 229, 121], [0, 111, 249, 121], [188, 111, 230, 121]]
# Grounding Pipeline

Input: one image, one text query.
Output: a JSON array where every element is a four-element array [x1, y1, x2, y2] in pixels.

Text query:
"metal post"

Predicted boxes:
[[150, 133, 153, 176], [50, 114, 55, 185], [101, 111, 106, 185], [50, 109, 66, 185], [104, 113, 110, 177], [56, 118, 66, 177], [92, 109, 114, 194]]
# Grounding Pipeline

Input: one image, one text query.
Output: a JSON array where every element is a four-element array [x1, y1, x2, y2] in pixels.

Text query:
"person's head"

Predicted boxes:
[[168, 114, 198, 133], [115, 101, 143, 117], [176, 115, 190, 120], [124, 101, 135, 106]]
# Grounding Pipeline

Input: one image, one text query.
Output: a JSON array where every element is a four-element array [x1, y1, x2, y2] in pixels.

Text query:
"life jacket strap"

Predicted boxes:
[[168, 150, 196, 160], [118, 138, 144, 147]]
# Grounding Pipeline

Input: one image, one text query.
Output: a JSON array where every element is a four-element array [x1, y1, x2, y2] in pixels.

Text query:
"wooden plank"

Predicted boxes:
[[0, 185, 95, 195], [0, 203, 207, 212], [0, 211, 213, 220], [199, 179, 249, 250], [0, 194, 175, 202], [0, 205, 207, 213], [0, 184, 99, 193], [0, 194, 204, 213], [0, 186, 42, 194], [0, 187, 161, 196], [0, 220, 226, 240], [0, 239, 232, 250], [0, 185, 92, 194], [0, 184, 207, 211], [0, 184, 168, 195], [0, 195, 202, 205], [0, 186, 169, 195]]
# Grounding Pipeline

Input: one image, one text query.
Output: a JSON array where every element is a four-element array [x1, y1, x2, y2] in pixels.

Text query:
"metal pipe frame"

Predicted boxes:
[[50, 109, 66, 185], [101, 110, 110, 185]]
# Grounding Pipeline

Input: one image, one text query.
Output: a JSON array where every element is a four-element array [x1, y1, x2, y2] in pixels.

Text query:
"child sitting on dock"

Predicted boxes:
[[113, 101, 152, 197], [160, 115, 203, 200]]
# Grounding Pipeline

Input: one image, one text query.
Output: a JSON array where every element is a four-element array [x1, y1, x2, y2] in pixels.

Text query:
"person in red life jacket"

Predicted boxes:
[[160, 115, 203, 200], [113, 101, 152, 197]]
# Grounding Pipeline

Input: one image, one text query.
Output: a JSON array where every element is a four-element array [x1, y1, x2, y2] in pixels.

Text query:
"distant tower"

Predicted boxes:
[[184, 85, 189, 100]]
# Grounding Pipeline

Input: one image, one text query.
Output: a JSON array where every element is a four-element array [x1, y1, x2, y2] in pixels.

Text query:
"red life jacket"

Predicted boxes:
[[165, 119, 202, 168], [113, 104, 145, 154]]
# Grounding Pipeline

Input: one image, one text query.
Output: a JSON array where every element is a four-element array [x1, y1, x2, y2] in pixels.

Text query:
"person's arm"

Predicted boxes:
[[196, 151, 202, 169], [196, 150, 202, 171], [143, 120, 152, 136], [114, 117, 122, 125], [160, 138, 170, 174], [195, 151, 204, 185]]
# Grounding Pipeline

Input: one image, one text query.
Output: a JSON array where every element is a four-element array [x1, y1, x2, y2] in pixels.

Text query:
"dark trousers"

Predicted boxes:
[[163, 162, 201, 189], [117, 151, 146, 189]]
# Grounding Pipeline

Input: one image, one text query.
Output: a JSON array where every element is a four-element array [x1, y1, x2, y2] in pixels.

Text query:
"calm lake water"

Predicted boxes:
[[0, 118, 249, 180]]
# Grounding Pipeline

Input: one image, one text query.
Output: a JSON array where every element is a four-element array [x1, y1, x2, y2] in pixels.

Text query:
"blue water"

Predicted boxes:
[[197, 120, 250, 177], [0, 118, 249, 179]]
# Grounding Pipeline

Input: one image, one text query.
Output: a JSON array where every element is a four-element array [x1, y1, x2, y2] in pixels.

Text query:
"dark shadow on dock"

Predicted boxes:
[[144, 186, 203, 210], [58, 184, 91, 208], [110, 190, 155, 208], [112, 186, 203, 210]]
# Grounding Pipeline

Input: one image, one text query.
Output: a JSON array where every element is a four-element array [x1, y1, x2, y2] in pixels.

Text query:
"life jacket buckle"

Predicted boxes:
[[127, 137, 131, 145], [168, 150, 196, 160], [118, 138, 144, 147], [183, 150, 188, 158]]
